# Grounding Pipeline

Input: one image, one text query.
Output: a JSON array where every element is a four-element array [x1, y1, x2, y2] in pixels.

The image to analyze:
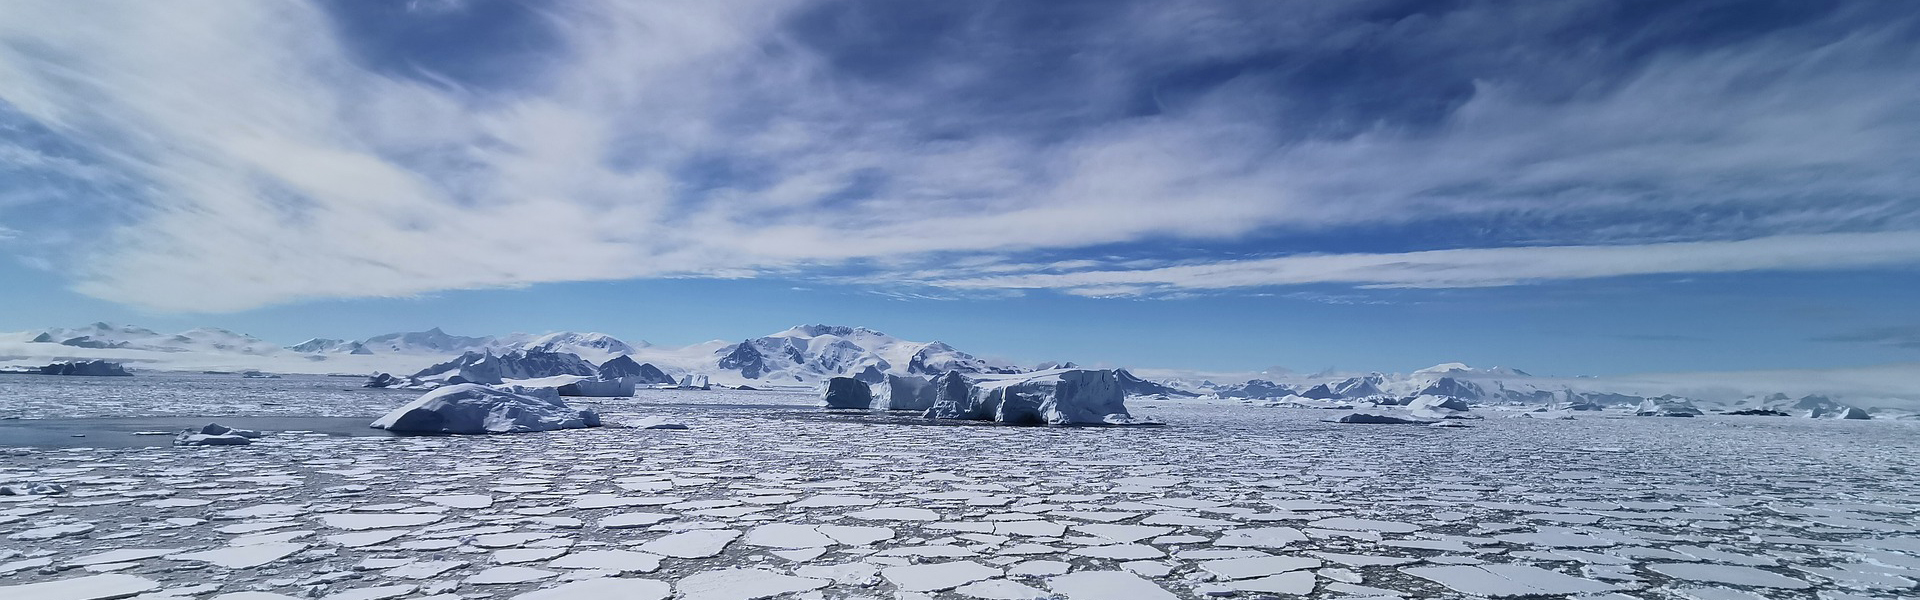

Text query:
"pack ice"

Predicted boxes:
[[370, 384, 601, 434]]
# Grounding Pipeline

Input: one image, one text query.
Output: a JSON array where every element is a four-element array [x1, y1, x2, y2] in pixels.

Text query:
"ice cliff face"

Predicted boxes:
[[922, 369, 1137, 426]]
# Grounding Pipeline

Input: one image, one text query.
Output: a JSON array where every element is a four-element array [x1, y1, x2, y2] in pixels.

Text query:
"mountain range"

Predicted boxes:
[[3, 322, 1917, 413]]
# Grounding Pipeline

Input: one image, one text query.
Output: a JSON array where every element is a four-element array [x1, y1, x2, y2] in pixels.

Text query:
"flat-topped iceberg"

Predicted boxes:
[[38, 360, 131, 376], [371, 384, 601, 434], [1636, 396, 1704, 417], [872, 374, 936, 410], [822, 377, 873, 409], [924, 368, 1136, 426]]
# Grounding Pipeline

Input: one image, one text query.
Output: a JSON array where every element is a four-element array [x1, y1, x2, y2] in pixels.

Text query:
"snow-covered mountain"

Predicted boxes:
[[359, 328, 501, 354], [4, 323, 1918, 412], [516, 332, 644, 363], [706, 325, 1021, 385], [8, 323, 283, 356], [287, 338, 372, 354], [1412, 362, 1533, 377]]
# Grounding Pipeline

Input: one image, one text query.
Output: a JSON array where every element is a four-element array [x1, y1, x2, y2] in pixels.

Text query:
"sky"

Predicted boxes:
[[0, 0, 1917, 376]]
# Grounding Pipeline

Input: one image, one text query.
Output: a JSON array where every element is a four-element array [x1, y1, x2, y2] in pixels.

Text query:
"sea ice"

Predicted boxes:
[[508, 577, 671, 600], [882, 561, 1003, 592], [674, 568, 828, 600], [1047, 571, 1178, 600], [1646, 563, 1812, 589]]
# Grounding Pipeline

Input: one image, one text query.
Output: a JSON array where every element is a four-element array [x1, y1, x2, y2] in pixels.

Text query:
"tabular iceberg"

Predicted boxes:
[[924, 369, 1136, 426], [822, 377, 873, 409], [371, 384, 601, 434], [38, 360, 132, 376], [872, 374, 936, 410], [1636, 396, 1704, 417]]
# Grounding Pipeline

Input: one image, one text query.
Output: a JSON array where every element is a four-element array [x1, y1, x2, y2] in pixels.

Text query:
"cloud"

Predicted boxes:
[[909, 231, 1920, 295], [0, 1, 1916, 311], [1815, 326, 1920, 350]]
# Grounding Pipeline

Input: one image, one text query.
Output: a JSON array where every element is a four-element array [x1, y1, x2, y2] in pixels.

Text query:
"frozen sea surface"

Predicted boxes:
[[1, 374, 1918, 599]]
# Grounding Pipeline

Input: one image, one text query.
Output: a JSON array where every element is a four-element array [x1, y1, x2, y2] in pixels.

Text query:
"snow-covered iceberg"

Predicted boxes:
[[555, 377, 636, 398], [924, 369, 1136, 426], [1636, 396, 1703, 417], [822, 377, 873, 409], [38, 360, 131, 376], [871, 374, 935, 410], [1406, 394, 1476, 419], [1329, 412, 1438, 425], [371, 384, 601, 434]]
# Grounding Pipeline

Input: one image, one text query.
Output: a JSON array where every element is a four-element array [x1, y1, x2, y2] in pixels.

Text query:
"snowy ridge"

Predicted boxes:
[[704, 325, 1021, 386]]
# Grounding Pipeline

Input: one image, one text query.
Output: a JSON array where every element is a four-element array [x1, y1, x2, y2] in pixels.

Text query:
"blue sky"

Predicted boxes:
[[1, 0, 1917, 376]]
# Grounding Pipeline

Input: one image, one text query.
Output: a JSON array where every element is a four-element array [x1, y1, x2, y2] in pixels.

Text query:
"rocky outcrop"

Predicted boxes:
[[718, 341, 768, 379], [597, 356, 673, 385], [1115, 369, 1197, 397]]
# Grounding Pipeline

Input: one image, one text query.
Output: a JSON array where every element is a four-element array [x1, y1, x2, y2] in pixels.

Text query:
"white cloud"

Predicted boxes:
[[916, 231, 1920, 294], [0, 1, 1915, 311]]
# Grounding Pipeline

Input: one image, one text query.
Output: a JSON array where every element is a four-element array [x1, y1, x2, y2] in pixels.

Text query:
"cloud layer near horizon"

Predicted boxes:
[[0, 0, 1916, 310]]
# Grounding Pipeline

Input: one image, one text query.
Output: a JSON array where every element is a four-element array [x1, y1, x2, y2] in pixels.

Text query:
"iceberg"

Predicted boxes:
[[822, 377, 874, 409], [928, 371, 993, 420], [556, 377, 636, 398], [1636, 396, 1703, 417], [925, 369, 1136, 426], [1405, 395, 1477, 419], [871, 374, 936, 410], [38, 360, 131, 376], [371, 384, 601, 434], [1329, 412, 1439, 425]]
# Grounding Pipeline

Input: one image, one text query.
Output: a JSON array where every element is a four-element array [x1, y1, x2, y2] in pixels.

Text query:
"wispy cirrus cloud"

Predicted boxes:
[[893, 231, 1920, 296], [0, 1, 1915, 311], [1815, 326, 1920, 351]]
